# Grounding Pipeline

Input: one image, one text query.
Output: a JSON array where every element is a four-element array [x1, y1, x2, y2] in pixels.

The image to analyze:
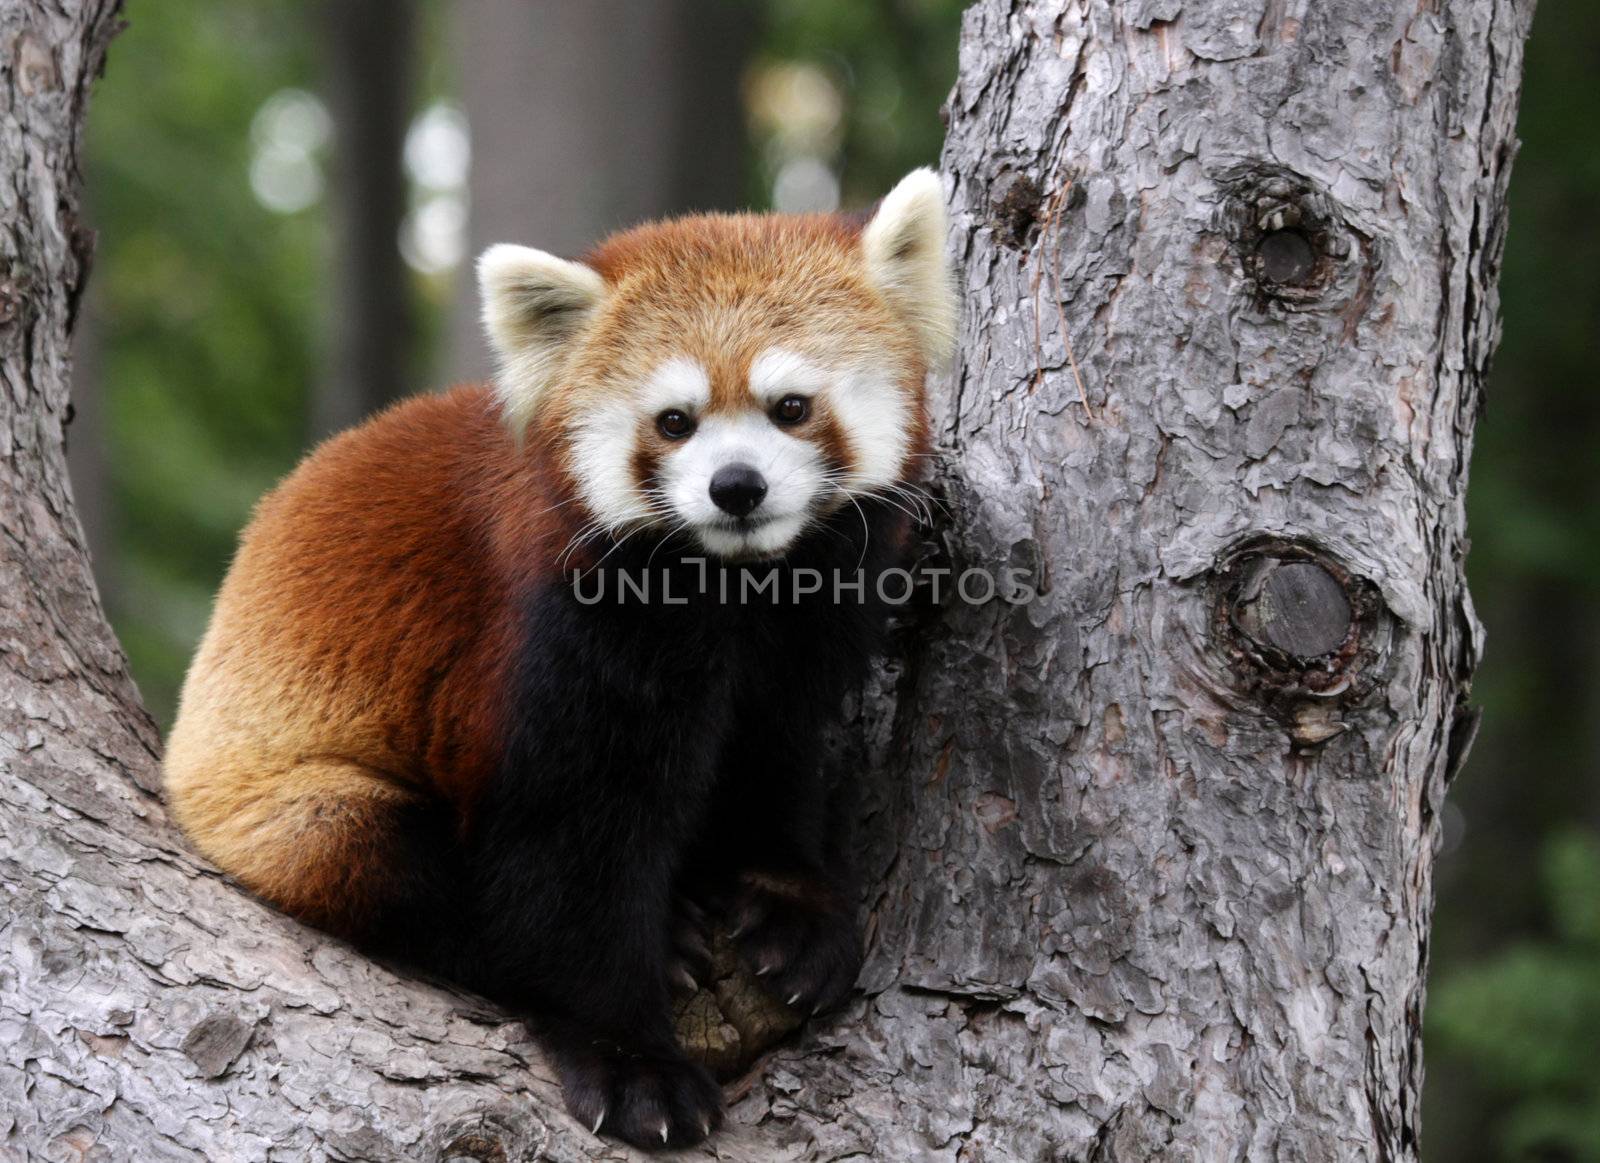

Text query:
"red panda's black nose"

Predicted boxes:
[[709, 463, 768, 518]]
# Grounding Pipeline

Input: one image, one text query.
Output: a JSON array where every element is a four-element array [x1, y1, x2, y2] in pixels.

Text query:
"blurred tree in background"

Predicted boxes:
[[72, 1, 1594, 1157], [319, 0, 419, 437], [448, 0, 753, 380]]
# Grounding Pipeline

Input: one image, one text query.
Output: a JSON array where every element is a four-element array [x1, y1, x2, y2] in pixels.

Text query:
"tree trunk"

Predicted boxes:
[[834, 0, 1531, 1155], [445, 0, 752, 384], [0, 1, 1532, 1160], [316, 0, 416, 438]]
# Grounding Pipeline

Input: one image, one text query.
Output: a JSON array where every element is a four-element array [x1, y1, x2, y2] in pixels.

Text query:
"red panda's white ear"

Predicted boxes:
[[478, 244, 606, 432], [861, 168, 956, 368]]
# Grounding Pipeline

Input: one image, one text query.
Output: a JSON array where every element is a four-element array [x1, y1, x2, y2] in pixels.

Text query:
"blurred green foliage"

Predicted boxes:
[[758, 0, 965, 204], [84, 0, 321, 717], [77, 3, 1596, 1158], [1431, 832, 1600, 1161]]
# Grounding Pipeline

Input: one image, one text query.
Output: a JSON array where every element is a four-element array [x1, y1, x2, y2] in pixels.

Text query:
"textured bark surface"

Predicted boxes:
[[1, 0, 1531, 1160], [810, 1, 1531, 1156]]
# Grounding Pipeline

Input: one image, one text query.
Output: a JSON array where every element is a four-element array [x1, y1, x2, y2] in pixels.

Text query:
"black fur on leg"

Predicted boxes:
[[344, 498, 908, 1149]]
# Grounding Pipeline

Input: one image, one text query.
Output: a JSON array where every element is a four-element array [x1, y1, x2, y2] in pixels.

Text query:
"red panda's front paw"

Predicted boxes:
[[558, 1042, 723, 1151], [729, 872, 862, 1016]]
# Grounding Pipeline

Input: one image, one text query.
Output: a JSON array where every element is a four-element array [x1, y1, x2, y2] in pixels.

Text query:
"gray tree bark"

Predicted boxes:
[[0, 1, 1532, 1161]]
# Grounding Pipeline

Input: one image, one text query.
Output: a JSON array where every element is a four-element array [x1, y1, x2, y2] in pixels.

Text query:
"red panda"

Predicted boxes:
[[163, 170, 955, 1150]]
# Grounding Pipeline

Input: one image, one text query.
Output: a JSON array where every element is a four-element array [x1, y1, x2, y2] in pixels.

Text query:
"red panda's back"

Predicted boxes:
[[164, 386, 546, 901]]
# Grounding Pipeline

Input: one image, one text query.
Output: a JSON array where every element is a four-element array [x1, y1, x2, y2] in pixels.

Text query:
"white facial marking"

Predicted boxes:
[[639, 356, 711, 415], [821, 364, 910, 490], [566, 350, 911, 560], [749, 348, 828, 408], [568, 400, 652, 531], [568, 358, 712, 533], [660, 411, 823, 558], [750, 345, 910, 491]]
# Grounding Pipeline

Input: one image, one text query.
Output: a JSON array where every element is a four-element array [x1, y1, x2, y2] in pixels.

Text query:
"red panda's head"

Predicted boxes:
[[477, 170, 955, 560]]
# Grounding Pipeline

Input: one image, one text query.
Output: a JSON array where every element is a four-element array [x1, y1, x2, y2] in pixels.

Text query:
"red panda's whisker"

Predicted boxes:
[[876, 483, 935, 525], [557, 514, 618, 569], [645, 517, 695, 569], [835, 481, 922, 527], [901, 488, 948, 521], [530, 494, 583, 520], [840, 492, 871, 571], [576, 523, 647, 579], [869, 490, 924, 525]]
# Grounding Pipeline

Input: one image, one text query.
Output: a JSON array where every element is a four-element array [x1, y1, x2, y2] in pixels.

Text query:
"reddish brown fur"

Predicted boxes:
[[163, 387, 585, 925]]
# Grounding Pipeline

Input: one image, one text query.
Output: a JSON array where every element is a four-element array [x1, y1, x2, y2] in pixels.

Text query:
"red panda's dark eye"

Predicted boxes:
[[657, 410, 695, 439], [772, 395, 810, 426]]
